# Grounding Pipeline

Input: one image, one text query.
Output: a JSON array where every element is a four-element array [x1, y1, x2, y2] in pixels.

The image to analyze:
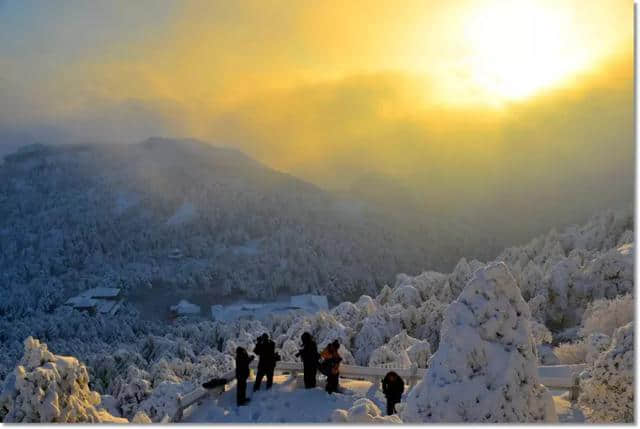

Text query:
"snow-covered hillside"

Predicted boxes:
[[0, 197, 633, 422], [0, 138, 479, 313]]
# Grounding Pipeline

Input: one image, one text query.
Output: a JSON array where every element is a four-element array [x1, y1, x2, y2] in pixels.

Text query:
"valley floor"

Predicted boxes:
[[182, 375, 585, 423]]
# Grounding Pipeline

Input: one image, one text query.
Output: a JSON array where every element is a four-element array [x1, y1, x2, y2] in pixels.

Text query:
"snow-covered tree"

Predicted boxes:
[[401, 263, 557, 423], [0, 337, 126, 423], [579, 322, 633, 423]]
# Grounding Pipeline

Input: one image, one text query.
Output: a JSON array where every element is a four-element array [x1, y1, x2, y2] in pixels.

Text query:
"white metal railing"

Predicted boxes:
[[172, 362, 587, 421]]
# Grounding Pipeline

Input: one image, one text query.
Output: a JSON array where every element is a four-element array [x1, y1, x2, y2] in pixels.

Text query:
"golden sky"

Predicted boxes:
[[0, 0, 633, 193]]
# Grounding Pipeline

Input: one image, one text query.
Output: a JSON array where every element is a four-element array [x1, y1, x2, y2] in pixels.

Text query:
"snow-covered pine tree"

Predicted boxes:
[[401, 262, 557, 423]]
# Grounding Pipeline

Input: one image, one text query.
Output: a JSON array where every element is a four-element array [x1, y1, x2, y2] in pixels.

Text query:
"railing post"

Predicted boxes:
[[409, 364, 418, 389], [569, 374, 580, 401]]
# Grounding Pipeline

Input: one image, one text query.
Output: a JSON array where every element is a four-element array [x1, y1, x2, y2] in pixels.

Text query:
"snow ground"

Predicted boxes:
[[182, 375, 583, 423], [550, 389, 585, 423], [183, 375, 385, 423]]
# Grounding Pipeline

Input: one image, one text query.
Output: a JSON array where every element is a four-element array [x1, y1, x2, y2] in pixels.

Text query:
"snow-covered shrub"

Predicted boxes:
[[136, 380, 194, 422], [353, 310, 402, 365], [413, 298, 448, 351], [110, 365, 152, 419], [395, 271, 448, 302], [375, 285, 393, 306], [368, 346, 407, 368], [580, 294, 633, 338], [330, 301, 363, 327], [401, 263, 557, 423], [584, 333, 610, 364], [389, 284, 422, 308], [536, 345, 559, 365], [407, 341, 431, 368], [355, 295, 379, 317], [579, 322, 634, 423], [553, 341, 587, 365], [189, 352, 235, 384], [368, 330, 431, 368], [331, 398, 402, 423], [140, 335, 196, 364], [530, 321, 553, 346], [87, 348, 148, 393], [0, 337, 126, 423]]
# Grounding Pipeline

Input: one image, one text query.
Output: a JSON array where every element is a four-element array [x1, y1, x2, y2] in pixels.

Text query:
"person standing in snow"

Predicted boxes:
[[320, 340, 342, 394], [235, 347, 254, 406], [295, 332, 320, 388], [253, 333, 279, 391], [381, 371, 405, 415]]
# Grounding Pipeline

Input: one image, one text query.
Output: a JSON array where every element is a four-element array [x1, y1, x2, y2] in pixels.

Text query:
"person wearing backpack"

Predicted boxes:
[[253, 333, 278, 391], [295, 332, 320, 388], [381, 371, 405, 415], [235, 347, 254, 406], [320, 340, 342, 394]]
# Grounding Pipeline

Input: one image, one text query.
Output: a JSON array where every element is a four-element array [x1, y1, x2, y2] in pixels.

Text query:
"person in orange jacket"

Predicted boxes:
[[320, 340, 342, 394]]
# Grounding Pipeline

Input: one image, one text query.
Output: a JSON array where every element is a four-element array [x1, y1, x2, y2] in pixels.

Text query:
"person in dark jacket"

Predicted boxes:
[[235, 347, 254, 406], [320, 340, 342, 394], [295, 332, 320, 388], [253, 333, 278, 391], [381, 371, 404, 415]]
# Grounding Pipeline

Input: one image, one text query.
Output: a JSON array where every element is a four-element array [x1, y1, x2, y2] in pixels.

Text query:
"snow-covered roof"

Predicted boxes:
[[79, 287, 121, 299], [170, 299, 201, 315], [96, 300, 118, 314], [68, 297, 98, 309], [290, 294, 328, 310]]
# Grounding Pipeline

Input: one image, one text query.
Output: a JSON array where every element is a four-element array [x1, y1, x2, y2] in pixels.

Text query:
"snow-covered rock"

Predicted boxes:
[[401, 263, 557, 423], [579, 322, 633, 423], [331, 398, 402, 423], [132, 410, 153, 423], [0, 337, 126, 423]]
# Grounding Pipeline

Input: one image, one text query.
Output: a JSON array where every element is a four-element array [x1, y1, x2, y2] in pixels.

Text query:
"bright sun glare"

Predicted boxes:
[[464, 0, 591, 104]]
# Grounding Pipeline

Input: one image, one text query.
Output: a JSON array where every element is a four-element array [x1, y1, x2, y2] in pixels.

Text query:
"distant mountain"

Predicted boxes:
[[0, 138, 470, 315]]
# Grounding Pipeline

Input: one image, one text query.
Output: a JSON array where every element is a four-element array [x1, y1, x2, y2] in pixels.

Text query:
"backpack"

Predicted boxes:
[[319, 358, 333, 376]]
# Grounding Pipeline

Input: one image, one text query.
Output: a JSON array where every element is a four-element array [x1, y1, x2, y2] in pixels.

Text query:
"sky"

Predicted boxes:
[[0, 0, 634, 228]]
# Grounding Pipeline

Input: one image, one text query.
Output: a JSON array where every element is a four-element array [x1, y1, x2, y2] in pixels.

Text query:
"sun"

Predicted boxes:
[[463, 0, 591, 104]]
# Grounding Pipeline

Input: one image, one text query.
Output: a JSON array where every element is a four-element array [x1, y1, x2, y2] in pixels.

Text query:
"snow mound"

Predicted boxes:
[[331, 398, 402, 423], [579, 322, 633, 423], [0, 337, 126, 423], [401, 263, 557, 423]]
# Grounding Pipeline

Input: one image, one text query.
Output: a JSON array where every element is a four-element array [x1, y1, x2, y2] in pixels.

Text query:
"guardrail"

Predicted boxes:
[[172, 362, 588, 421]]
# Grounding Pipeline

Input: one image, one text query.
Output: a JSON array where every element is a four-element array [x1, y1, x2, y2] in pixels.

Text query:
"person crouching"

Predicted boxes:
[[381, 371, 404, 415]]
